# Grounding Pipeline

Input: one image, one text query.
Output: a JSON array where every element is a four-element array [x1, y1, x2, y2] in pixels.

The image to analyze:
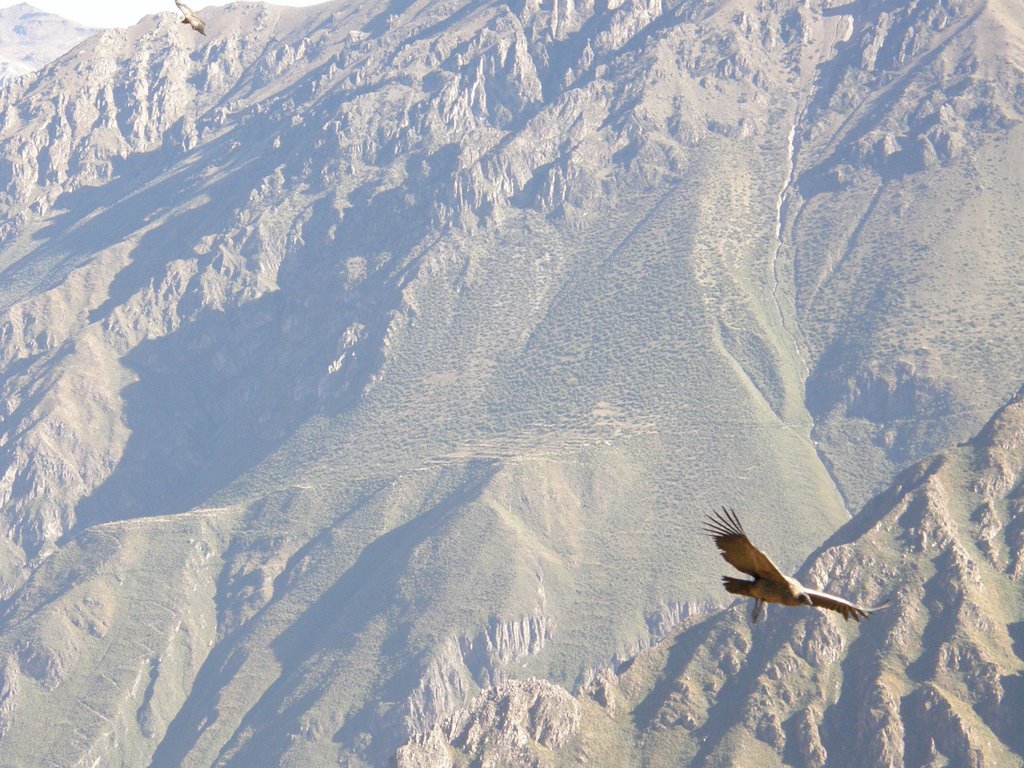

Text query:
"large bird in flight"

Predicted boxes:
[[704, 508, 890, 623], [175, 1, 207, 35]]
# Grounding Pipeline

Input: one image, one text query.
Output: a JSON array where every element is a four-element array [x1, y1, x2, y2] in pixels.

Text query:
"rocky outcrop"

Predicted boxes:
[[400, 677, 579, 768], [407, 614, 553, 735], [448, 678, 579, 754], [395, 727, 454, 768], [798, 0, 1020, 185], [464, 614, 552, 675], [0, 654, 18, 738], [645, 600, 719, 641]]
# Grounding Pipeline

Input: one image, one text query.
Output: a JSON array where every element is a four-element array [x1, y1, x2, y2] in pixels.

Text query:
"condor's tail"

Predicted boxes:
[[722, 575, 756, 597]]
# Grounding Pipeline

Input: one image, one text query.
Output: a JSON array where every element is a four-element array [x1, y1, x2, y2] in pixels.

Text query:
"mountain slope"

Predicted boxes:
[[0, 2, 854, 764], [786, 0, 1024, 508], [0, 0, 1020, 766], [0, 3, 95, 80], [531, 384, 1024, 768]]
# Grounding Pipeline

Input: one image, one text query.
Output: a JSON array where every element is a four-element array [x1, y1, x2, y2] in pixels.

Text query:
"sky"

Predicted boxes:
[[0, 0, 325, 29]]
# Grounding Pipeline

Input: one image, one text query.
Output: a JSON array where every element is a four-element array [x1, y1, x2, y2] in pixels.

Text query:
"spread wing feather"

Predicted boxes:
[[702, 508, 789, 585], [803, 588, 891, 622], [175, 0, 207, 34]]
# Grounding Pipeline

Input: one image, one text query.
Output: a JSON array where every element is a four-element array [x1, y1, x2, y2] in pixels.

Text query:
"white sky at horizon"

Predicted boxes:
[[0, 0, 326, 29]]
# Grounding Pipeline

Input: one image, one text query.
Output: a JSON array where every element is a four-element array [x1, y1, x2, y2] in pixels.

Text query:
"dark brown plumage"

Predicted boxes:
[[704, 508, 889, 623]]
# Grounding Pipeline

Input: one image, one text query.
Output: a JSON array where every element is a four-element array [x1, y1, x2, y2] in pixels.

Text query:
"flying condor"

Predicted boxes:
[[704, 508, 890, 623], [175, 1, 206, 35]]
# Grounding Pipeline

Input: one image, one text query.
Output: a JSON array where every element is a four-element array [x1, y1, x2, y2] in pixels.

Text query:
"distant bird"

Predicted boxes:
[[704, 508, 890, 623], [175, 0, 206, 35]]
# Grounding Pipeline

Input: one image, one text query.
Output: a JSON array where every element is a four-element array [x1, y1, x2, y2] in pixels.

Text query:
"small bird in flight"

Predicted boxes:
[[175, 0, 207, 35], [704, 508, 890, 623]]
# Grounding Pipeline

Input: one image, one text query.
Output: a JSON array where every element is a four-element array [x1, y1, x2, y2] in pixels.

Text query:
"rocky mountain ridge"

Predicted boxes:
[[0, 0, 1021, 765]]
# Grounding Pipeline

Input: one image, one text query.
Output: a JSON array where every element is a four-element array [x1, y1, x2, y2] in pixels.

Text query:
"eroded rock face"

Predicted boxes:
[[408, 614, 553, 735], [395, 728, 454, 768], [397, 674, 581, 766], [445, 678, 580, 766], [0, 654, 19, 738]]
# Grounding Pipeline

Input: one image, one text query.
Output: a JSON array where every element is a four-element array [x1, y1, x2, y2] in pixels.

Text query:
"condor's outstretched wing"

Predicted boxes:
[[803, 588, 891, 622], [702, 508, 789, 585], [175, 0, 207, 34]]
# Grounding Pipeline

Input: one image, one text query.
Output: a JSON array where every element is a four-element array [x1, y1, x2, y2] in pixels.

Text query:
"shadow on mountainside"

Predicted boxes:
[[71, 209, 413, 529], [148, 462, 496, 768], [28, 116, 449, 534]]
